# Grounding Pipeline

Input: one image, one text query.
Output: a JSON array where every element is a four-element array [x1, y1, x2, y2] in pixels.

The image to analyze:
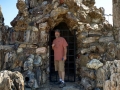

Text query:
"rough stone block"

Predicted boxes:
[[36, 47, 47, 54], [87, 59, 103, 70], [99, 37, 114, 43]]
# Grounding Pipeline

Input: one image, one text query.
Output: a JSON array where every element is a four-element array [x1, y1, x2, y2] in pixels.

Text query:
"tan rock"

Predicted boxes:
[[89, 53, 101, 60], [14, 19, 28, 31], [89, 7, 102, 19], [36, 47, 47, 54], [17, 48, 23, 53], [16, 0, 26, 13], [50, 7, 68, 19], [110, 73, 117, 90], [0, 70, 24, 90], [104, 80, 111, 90]]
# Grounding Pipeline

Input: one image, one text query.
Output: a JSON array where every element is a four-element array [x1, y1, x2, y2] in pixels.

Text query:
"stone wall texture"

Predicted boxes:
[[113, 0, 120, 28], [0, 0, 119, 90]]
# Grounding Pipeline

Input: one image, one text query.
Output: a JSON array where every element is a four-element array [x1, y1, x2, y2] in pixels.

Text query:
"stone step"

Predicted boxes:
[[25, 82, 80, 90], [62, 86, 79, 90]]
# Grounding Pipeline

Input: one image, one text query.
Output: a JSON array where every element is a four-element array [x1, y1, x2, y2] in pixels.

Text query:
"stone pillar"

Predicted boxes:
[[113, 0, 120, 42], [113, 0, 120, 28]]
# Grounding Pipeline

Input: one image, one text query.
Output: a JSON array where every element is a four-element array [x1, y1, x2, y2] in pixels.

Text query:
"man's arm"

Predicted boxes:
[[63, 46, 67, 60], [52, 40, 55, 50], [52, 44, 55, 50], [62, 38, 68, 60]]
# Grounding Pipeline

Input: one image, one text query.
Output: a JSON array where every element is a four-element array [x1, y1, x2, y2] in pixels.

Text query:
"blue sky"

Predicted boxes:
[[95, 0, 113, 24], [0, 0, 112, 26], [0, 0, 18, 27]]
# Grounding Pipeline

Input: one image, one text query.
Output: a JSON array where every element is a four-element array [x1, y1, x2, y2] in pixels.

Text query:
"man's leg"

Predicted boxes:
[[61, 71, 65, 82], [58, 71, 62, 81], [55, 61, 62, 84], [59, 61, 66, 88], [60, 61, 65, 82]]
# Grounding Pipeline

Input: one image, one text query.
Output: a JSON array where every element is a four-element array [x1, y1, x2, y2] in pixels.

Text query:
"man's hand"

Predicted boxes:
[[52, 44, 55, 50], [52, 44, 55, 47], [63, 55, 67, 61]]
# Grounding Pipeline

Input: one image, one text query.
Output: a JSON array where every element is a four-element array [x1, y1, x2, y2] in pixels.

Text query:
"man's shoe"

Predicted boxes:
[[59, 82, 66, 88], [55, 81, 62, 85]]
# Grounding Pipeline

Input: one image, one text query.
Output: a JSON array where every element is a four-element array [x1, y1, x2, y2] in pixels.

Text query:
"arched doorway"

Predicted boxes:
[[49, 22, 76, 82]]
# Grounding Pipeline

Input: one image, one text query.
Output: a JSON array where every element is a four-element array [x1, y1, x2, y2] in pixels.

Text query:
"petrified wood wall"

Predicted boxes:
[[0, 0, 119, 90]]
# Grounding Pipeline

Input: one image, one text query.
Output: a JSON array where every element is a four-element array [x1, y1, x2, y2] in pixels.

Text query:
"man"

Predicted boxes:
[[52, 29, 68, 88]]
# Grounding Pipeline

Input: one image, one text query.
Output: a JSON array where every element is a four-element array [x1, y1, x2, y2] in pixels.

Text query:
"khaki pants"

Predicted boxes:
[[54, 60, 65, 71]]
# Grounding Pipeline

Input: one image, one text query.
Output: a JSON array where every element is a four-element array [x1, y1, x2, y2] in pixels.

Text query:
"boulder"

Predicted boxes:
[[97, 60, 120, 90], [87, 59, 103, 70], [0, 70, 24, 90], [36, 47, 47, 54]]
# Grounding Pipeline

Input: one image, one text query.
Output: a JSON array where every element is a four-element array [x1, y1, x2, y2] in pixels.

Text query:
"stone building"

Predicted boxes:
[[0, 0, 120, 90]]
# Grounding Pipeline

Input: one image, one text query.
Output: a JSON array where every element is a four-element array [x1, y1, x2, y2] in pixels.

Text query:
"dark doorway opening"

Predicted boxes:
[[49, 22, 76, 82]]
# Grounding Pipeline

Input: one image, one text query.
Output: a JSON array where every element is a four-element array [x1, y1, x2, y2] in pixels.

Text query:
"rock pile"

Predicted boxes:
[[96, 60, 120, 90], [0, 70, 24, 90], [0, 0, 119, 90]]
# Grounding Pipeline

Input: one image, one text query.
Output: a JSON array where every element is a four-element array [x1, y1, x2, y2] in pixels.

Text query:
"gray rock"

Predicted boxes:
[[82, 37, 99, 44], [87, 59, 103, 70], [99, 37, 114, 43]]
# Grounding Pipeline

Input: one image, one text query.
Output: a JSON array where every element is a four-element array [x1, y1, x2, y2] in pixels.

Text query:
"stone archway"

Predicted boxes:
[[49, 22, 76, 82], [5, 0, 117, 89]]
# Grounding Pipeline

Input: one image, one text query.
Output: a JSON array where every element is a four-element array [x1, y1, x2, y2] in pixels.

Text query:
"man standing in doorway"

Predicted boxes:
[[52, 29, 68, 88]]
